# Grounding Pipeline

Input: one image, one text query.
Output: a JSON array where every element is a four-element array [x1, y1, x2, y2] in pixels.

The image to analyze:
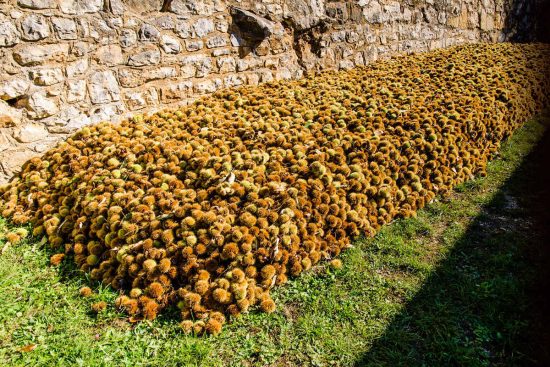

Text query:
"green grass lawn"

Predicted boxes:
[[1, 114, 548, 367]]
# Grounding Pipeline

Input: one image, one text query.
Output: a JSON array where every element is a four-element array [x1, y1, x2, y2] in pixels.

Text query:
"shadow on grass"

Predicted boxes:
[[355, 125, 550, 366]]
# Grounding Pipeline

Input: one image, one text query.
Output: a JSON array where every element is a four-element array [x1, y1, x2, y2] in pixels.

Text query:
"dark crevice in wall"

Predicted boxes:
[[4, 96, 25, 109], [285, 19, 330, 71], [160, 0, 172, 12]]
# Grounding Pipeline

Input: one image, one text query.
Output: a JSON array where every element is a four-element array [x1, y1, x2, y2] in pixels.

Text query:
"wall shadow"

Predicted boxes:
[[503, 0, 550, 42], [355, 122, 550, 366]]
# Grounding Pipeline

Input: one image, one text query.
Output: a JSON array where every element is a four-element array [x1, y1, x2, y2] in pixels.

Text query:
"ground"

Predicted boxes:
[[0, 113, 548, 366]]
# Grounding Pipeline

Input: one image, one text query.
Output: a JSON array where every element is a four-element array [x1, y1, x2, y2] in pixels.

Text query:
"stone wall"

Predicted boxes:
[[0, 0, 540, 182]]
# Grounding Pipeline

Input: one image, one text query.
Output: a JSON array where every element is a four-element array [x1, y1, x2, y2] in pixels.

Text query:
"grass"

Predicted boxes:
[[0, 114, 548, 366]]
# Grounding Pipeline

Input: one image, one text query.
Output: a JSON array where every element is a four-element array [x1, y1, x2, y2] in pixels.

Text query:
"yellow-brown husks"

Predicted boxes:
[[91, 301, 107, 313], [205, 318, 223, 336], [330, 259, 343, 270], [260, 297, 277, 313], [50, 253, 65, 266], [142, 300, 159, 320], [121, 298, 139, 315], [147, 282, 165, 299], [180, 320, 194, 335], [5, 232, 21, 245], [0, 43, 548, 335], [129, 288, 143, 298], [79, 286, 93, 297]]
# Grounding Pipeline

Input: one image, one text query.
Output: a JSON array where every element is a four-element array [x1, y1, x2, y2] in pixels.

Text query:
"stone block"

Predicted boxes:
[[180, 55, 212, 78], [118, 68, 145, 88], [88, 70, 121, 104], [14, 123, 48, 143], [153, 15, 175, 30], [276, 67, 292, 80], [13, 44, 69, 66], [124, 87, 159, 110], [185, 39, 203, 52], [128, 46, 161, 67], [123, 0, 163, 13], [94, 44, 125, 66], [139, 23, 160, 42], [194, 78, 222, 94], [264, 57, 278, 69], [448, 4, 468, 28], [160, 34, 181, 54], [109, 0, 125, 15], [70, 41, 89, 57], [89, 103, 124, 124], [30, 67, 64, 86], [206, 35, 227, 49], [53, 105, 90, 131], [363, 2, 388, 24], [51, 17, 77, 40], [246, 73, 260, 86], [224, 74, 246, 88], [145, 66, 178, 81], [193, 18, 214, 38], [120, 29, 137, 48], [88, 18, 117, 43], [215, 19, 229, 33], [259, 70, 273, 82], [170, 0, 217, 16], [160, 80, 193, 102], [66, 58, 89, 77], [66, 79, 86, 102], [0, 100, 22, 127], [26, 90, 59, 119], [283, 0, 325, 31], [480, 9, 494, 31], [59, 0, 103, 15], [0, 149, 37, 178], [236, 59, 249, 72], [212, 48, 230, 57], [20, 14, 50, 41], [254, 40, 270, 57], [0, 77, 29, 100], [175, 20, 193, 38], [0, 20, 20, 46], [17, 0, 57, 9]]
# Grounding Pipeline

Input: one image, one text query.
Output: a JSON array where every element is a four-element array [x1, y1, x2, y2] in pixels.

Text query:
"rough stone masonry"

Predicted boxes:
[[0, 0, 542, 182]]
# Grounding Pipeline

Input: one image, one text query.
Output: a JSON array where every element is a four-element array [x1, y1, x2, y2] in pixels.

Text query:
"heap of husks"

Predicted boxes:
[[0, 0, 541, 182]]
